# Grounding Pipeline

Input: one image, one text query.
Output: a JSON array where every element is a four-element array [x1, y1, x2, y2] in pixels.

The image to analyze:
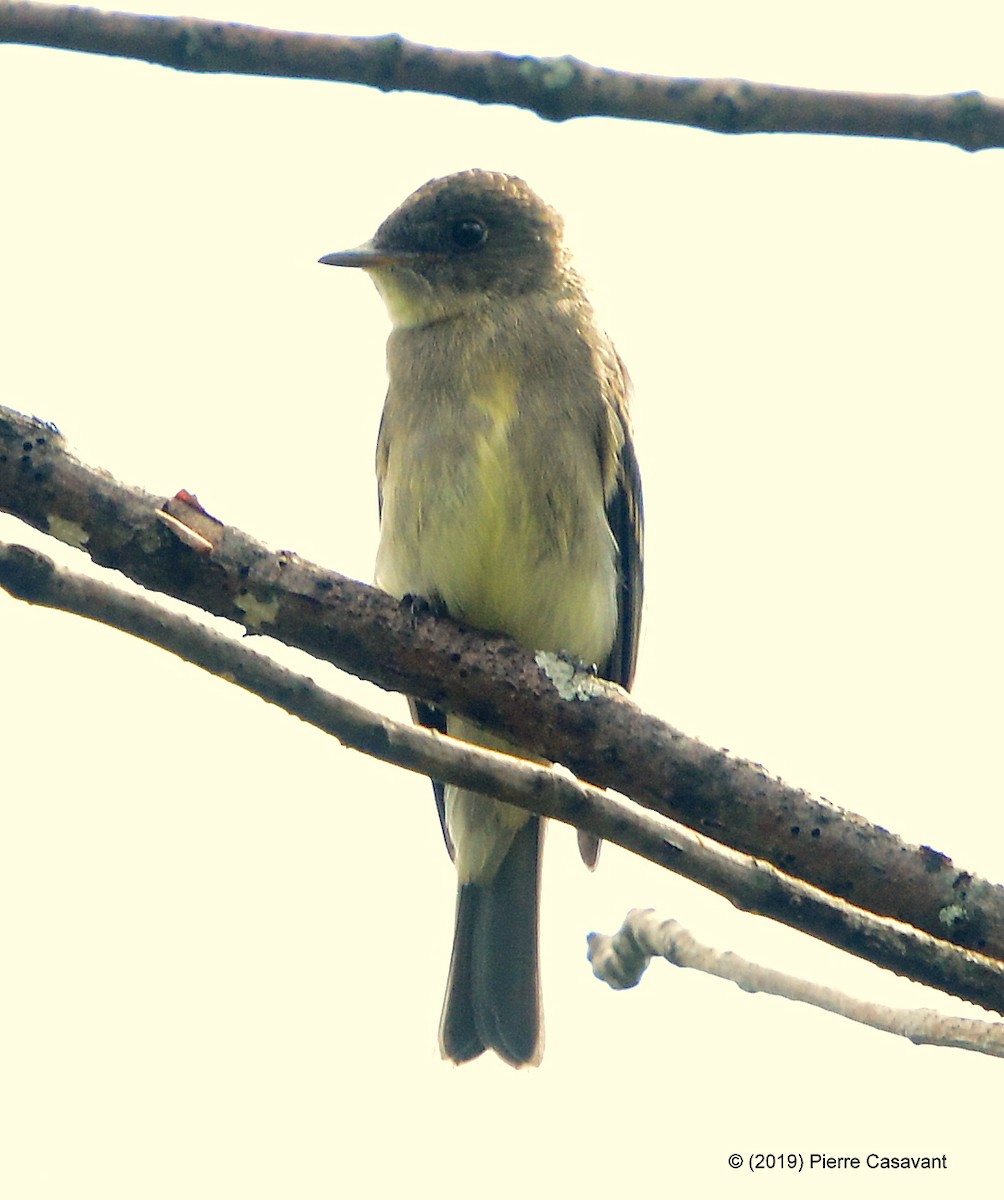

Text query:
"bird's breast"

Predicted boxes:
[[375, 367, 617, 664]]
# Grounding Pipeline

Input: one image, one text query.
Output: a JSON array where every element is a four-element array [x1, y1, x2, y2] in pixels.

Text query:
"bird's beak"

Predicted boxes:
[[318, 240, 414, 270]]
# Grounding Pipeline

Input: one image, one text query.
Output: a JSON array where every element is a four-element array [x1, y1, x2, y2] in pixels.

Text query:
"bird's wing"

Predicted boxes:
[[579, 351, 644, 869], [410, 697, 455, 861], [602, 424, 644, 693]]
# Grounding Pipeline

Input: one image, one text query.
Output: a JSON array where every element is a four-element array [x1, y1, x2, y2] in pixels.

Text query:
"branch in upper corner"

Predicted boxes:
[[3, 538, 1003, 1015], [589, 909, 1004, 1059], [1, 3, 1002, 151], [2, 402, 1004, 972]]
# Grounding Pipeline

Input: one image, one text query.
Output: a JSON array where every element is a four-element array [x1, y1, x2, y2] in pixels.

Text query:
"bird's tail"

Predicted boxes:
[[439, 816, 543, 1067]]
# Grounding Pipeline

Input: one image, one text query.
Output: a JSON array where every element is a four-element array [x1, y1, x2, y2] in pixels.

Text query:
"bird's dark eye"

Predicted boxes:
[[451, 218, 487, 250]]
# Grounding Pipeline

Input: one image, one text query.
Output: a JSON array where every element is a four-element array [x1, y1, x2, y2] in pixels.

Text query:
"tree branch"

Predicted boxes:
[[2, 403, 1003, 985], [589, 909, 1004, 1058], [4, 538, 1003, 1014], [1, 2, 1002, 151]]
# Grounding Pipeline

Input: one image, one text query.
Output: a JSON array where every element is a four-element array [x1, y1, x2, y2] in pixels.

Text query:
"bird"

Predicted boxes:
[[319, 169, 643, 1066]]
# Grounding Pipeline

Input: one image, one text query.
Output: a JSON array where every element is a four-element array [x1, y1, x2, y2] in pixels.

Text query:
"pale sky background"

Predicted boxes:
[[2, 1, 1003, 1196]]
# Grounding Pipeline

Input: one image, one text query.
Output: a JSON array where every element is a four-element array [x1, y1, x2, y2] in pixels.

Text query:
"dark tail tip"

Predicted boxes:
[[440, 817, 543, 1067]]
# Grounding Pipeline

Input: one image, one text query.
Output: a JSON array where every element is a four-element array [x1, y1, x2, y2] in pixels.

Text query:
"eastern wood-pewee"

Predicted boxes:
[[320, 169, 643, 1067]]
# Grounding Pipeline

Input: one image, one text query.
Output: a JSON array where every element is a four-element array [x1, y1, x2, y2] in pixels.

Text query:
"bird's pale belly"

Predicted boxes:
[[375, 440, 617, 667]]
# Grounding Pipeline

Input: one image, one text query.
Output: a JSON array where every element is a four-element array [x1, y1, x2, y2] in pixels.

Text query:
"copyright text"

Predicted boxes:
[[728, 1152, 948, 1172]]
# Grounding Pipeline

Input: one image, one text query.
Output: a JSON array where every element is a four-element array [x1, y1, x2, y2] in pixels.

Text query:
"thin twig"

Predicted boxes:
[[0, 3, 1002, 151], [589, 909, 1004, 1058]]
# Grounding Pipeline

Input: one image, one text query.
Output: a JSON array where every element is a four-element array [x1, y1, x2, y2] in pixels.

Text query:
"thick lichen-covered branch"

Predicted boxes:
[[4, 539, 1004, 1014], [3, 402, 1004, 987]]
